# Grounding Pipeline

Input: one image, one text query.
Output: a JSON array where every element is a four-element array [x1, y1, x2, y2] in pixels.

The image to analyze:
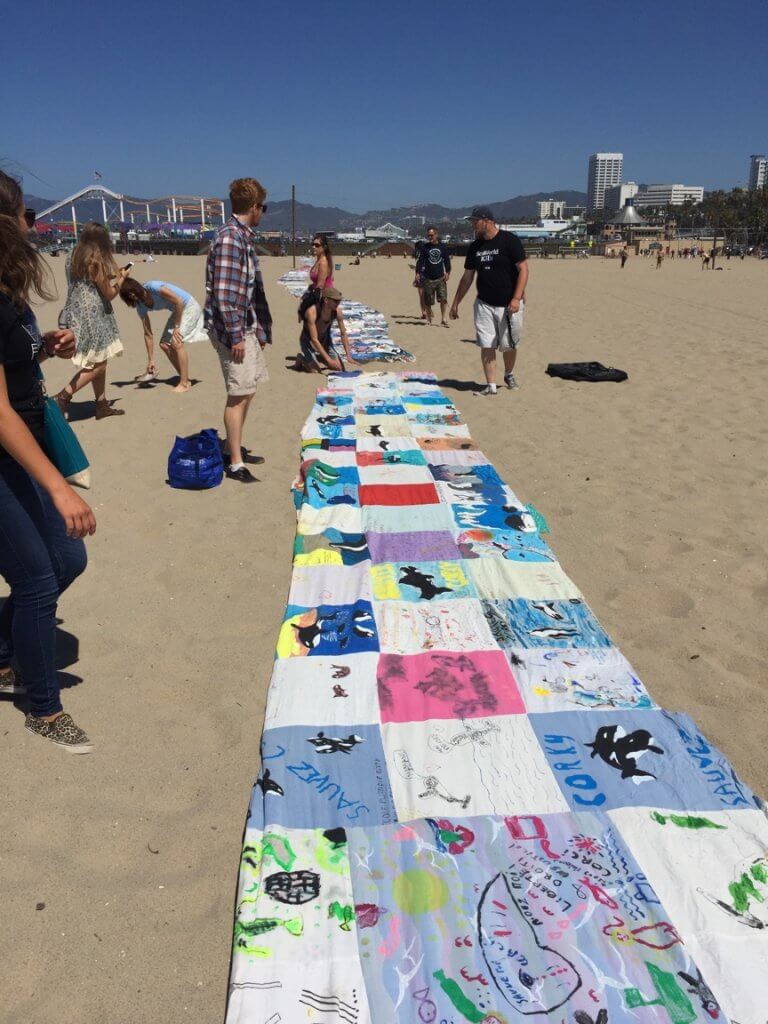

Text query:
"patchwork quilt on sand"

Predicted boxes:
[[226, 371, 768, 1024], [278, 269, 414, 364]]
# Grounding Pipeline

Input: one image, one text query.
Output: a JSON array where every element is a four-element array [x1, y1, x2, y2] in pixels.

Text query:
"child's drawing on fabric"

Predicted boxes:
[[482, 597, 612, 648], [293, 530, 370, 567], [610, 805, 768, 1023], [374, 599, 498, 655], [226, 371, 762, 1024], [254, 723, 397, 829], [469, 559, 581, 600], [531, 709, 759, 812], [382, 715, 568, 819], [377, 650, 524, 723], [278, 601, 379, 659], [347, 812, 719, 1022], [511, 647, 655, 712], [371, 561, 476, 602], [266, 653, 380, 729]]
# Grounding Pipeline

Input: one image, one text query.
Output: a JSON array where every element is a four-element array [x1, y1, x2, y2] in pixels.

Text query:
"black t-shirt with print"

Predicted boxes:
[[416, 243, 452, 280], [464, 230, 527, 307], [0, 295, 45, 451]]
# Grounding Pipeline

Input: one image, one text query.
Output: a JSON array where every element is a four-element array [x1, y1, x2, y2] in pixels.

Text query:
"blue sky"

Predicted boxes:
[[3, 0, 766, 211]]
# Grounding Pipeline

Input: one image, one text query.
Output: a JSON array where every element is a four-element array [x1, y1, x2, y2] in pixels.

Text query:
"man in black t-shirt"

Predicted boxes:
[[450, 206, 528, 396], [415, 226, 452, 326]]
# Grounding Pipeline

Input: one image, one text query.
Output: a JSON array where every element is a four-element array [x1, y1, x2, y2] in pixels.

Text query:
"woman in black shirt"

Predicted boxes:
[[0, 170, 96, 753]]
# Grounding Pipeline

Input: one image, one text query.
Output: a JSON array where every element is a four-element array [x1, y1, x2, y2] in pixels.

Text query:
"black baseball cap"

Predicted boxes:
[[466, 206, 495, 221]]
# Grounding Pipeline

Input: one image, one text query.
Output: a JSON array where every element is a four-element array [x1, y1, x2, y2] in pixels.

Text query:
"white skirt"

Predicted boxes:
[[160, 298, 207, 344]]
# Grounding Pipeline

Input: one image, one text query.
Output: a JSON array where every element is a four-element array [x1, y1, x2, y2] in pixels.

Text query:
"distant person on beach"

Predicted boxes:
[[309, 234, 334, 292], [449, 206, 528, 396], [412, 240, 428, 319], [702, 250, 710, 270], [57, 223, 128, 419], [620, 250, 629, 268], [204, 177, 272, 484], [119, 277, 206, 391], [656, 251, 663, 269], [293, 287, 355, 373], [416, 226, 451, 326], [0, 170, 96, 752]]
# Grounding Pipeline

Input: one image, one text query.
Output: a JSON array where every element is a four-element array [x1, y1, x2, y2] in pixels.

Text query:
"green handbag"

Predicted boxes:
[[36, 367, 91, 489]]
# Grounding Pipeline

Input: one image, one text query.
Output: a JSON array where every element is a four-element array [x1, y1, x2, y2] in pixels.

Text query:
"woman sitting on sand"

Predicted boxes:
[[0, 170, 96, 752], [119, 277, 206, 391], [56, 223, 128, 419], [292, 287, 355, 373]]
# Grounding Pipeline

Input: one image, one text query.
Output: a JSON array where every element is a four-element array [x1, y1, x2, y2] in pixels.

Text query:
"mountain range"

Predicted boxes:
[[24, 190, 587, 232]]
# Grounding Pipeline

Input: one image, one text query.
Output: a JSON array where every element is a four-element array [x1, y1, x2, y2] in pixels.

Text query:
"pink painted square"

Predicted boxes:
[[377, 649, 524, 723]]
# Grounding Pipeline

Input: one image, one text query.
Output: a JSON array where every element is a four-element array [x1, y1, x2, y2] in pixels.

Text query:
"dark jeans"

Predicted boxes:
[[0, 458, 87, 716]]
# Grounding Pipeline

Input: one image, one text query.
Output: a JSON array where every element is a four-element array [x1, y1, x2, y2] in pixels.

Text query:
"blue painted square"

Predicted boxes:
[[482, 598, 611, 647], [252, 723, 397, 829], [530, 709, 761, 812]]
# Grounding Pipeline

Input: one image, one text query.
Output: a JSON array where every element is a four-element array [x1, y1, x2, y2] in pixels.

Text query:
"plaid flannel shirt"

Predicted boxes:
[[204, 217, 273, 348]]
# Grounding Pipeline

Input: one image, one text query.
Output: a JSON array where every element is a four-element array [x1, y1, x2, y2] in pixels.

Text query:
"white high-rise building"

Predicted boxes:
[[587, 152, 623, 213], [749, 154, 767, 190], [537, 198, 565, 219], [633, 184, 704, 208], [603, 181, 639, 212]]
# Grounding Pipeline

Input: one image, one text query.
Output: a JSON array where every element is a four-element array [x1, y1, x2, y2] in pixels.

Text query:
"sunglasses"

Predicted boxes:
[[258, 203, 268, 213], [312, 242, 323, 247]]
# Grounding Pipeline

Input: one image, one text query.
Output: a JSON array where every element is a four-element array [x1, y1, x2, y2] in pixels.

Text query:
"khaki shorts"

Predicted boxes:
[[423, 277, 448, 306], [210, 328, 269, 396]]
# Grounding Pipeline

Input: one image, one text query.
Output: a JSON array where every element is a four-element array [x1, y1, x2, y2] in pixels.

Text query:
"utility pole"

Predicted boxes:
[[291, 184, 296, 268]]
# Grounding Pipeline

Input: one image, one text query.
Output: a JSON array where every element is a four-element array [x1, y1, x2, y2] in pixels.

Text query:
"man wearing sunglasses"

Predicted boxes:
[[204, 177, 273, 483]]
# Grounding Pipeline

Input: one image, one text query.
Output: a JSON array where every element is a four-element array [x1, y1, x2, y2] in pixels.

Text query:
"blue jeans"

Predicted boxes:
[[0, 458, 87, 716]]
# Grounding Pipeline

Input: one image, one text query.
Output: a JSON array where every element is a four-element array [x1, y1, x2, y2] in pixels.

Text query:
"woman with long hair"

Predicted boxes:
[[309, 234, 334, 291], [56, 222, 129, 418], [0, 170, 96, 752]]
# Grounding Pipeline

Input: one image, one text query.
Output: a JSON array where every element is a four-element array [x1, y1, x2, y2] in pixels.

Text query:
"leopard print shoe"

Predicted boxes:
[[25, 712, 93, 754]]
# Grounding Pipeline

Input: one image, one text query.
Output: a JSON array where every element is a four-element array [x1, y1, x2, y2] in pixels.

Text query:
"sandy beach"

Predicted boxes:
[[2, 249, 767, 1023]]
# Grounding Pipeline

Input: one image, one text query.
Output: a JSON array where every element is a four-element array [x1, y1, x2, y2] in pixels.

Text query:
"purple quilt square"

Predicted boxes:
[[367, 530, 462, 564]]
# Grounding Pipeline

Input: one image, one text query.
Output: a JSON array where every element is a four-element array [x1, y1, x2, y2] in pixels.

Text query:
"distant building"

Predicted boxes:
[[587, 153, 623, 213], [563, 204, 587, 219], [537, 199, 565, 219], [337, 231, 366, 243], [603, 181, 639, 212], [749, 154, 767, 190], [633, 184, 704, 208], [364, 222, 407, 241]]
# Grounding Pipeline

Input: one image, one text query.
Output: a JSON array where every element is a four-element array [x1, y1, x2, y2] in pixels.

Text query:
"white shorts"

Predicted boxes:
[[474, 298, 524, 350]]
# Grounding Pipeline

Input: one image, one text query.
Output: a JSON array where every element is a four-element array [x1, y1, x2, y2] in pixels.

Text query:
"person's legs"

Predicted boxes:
[[437, 279, 449, 325], [91, 362, 107, 402], [502, 303, 523, 388], [223, 395, 251, 463], [423, 281, 434, 324], [0, 463, 85, 719], [160, 341, 191, 391], [60, 363, 102, 402], [481, 348, 497, 385], [473, 299, 499, 394]]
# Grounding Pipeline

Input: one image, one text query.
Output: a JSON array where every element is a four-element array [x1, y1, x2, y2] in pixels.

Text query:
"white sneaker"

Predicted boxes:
[[474, 385, 498, 397]]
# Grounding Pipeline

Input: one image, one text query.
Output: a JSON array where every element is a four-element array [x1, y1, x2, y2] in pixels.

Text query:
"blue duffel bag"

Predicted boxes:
[[167, 428, 224, 489]]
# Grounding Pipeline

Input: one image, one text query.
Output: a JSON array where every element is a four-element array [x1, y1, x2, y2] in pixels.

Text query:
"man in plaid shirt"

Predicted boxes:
[[205, 177, 273, 483]]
